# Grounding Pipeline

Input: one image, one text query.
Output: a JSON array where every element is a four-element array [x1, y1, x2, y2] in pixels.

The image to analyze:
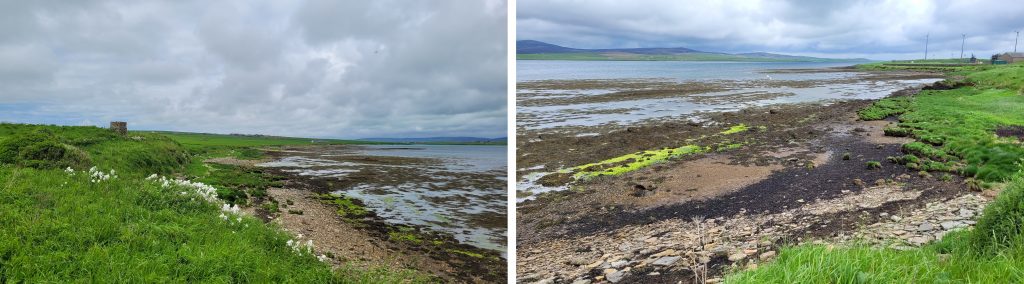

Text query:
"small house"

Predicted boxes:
[[993, 52, 1024, 64]]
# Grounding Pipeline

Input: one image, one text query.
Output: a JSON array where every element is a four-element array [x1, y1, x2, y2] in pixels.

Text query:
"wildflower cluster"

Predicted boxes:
[[145, 174, 324, 261], [87, 167, 117, 183], [286, 238, 314, 254], [147, 174, 218, 203], [219, 203, 243, 223]]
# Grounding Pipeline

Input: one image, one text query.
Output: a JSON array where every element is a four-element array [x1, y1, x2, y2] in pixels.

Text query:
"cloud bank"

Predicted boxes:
[[0, 0, 507, 139], [519, 0, 1024, 60]]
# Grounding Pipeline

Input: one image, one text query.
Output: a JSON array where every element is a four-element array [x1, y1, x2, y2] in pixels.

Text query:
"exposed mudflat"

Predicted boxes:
[[516, 77, 993, 283], [517, 70, 941, 132], [227, 144, 507, 283]]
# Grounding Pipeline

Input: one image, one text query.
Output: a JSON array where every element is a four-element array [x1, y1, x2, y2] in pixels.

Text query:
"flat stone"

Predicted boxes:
[[941, 221, 963, 230], [606, 270, 625, 283], [759, 251, 776, 260], [728, 252, 747, 262], [653, 256, 681, 266], [891, 215, 903, 222], [652, 249, 677, 258], [907, 236, 931, 245], [918, 222, 935, 231], [609, 260, 629, 268], [567, 257, 589, 266]]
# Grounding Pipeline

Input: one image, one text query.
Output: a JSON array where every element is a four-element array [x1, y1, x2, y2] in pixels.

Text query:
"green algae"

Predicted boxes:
[[572, 144, 704, 180], [722, 123, 750, 134], [563, 124, 752, 181]]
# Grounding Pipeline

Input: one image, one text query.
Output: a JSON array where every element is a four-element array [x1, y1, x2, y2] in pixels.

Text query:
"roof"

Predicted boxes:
[[1000, 52, 1024, 57]]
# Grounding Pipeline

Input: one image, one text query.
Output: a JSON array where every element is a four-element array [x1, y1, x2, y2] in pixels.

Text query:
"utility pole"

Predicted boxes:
[[960, 34, 966, 62], [1015, 31, 1019, 53], [924, 33, 929, 60]]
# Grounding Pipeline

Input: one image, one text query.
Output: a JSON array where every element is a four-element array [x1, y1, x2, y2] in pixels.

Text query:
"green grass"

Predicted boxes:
[[0, 166, 428, 283], [0, 124, 433, 282], [856, 66, 1024, 182], [857, 96, 913, 120], [191, 163, 282, 206], [157, 131, 370, 147], [0, 124, 189, 175]]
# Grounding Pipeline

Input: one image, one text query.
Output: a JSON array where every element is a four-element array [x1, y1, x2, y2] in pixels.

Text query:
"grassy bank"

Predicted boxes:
[[0, 124, 430, 282], [726, 63, 1024, 282]]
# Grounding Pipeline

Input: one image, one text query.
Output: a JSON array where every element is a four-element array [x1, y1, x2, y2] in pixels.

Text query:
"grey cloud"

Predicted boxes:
[[0, 0, 507, 139], [518, 0, 1024, 59]]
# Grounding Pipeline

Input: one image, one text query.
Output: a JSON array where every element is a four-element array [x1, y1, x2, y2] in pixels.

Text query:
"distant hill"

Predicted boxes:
[[516, 40, 869, 62], [358, 137, 506, 144]]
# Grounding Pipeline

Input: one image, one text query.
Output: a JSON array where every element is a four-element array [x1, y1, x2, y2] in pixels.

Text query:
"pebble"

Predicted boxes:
[[652, 249, 677, 258]]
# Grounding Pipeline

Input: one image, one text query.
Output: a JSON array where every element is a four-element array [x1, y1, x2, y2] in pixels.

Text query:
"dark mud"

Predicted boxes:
[[996, 125, 1024, 140]]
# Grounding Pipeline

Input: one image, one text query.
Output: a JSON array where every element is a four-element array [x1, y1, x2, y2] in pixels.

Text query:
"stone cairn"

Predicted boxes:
[[110, 121, 127, 135]]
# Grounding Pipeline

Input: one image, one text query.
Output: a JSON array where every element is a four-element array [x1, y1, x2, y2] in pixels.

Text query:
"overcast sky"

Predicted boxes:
[[0, 0, 507, 139], [519, 0, 1024, 60]]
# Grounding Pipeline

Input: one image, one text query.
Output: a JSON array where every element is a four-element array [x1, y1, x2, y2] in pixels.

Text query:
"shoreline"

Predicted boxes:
[[515, 72, 992, 282], [211, 145, 507, 283]]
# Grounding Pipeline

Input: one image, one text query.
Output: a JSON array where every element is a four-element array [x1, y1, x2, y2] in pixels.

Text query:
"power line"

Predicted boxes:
[[925, 33, 933, 59], [960, 34, 966, 62]]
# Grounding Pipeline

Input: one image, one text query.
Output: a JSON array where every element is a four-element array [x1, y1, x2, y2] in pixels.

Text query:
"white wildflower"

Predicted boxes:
[[64, 167, 74, 174]]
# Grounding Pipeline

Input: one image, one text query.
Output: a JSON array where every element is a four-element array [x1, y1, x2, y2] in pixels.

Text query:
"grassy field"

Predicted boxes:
[[156, 131, 373, 147], [0, 124, 432, 282], [726, 63, 1024, 283]]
